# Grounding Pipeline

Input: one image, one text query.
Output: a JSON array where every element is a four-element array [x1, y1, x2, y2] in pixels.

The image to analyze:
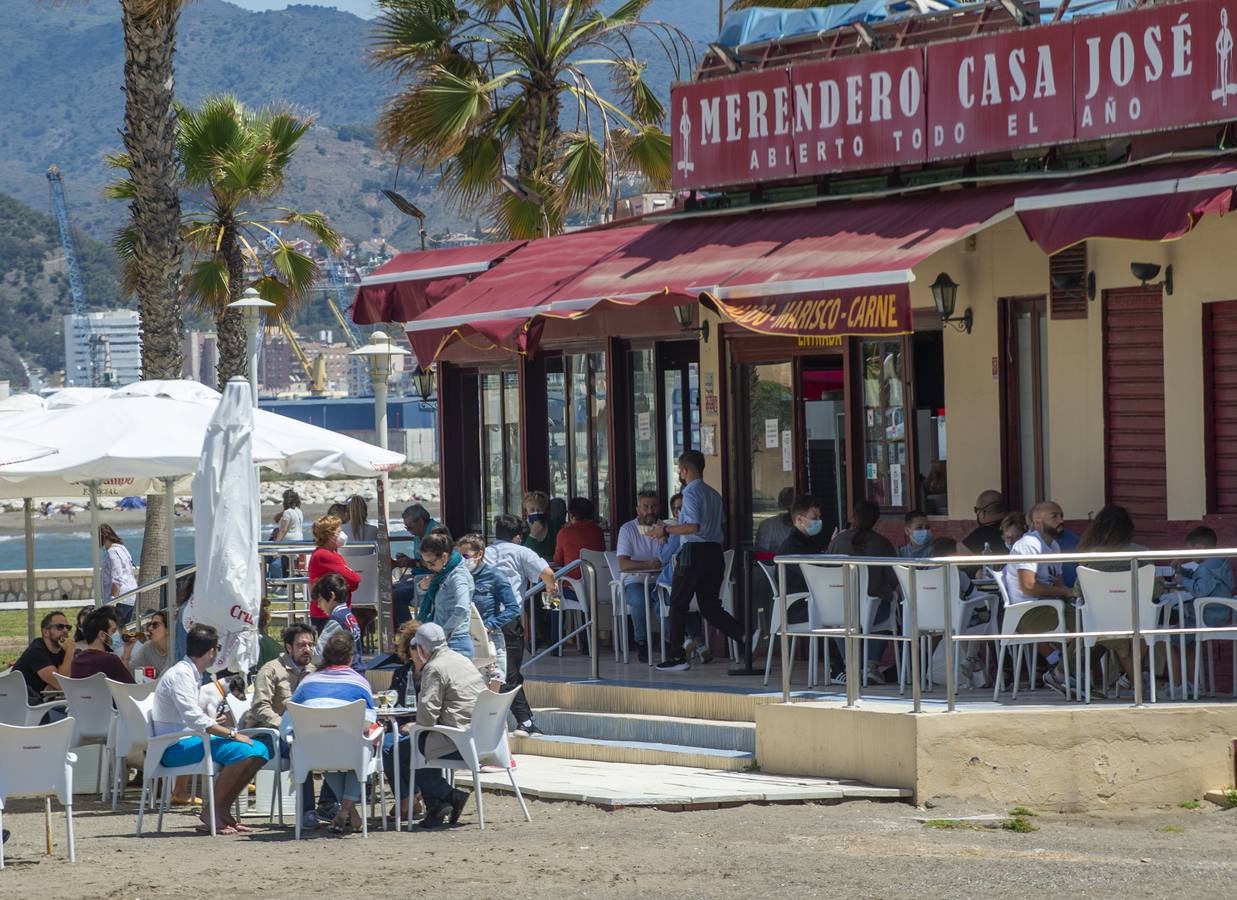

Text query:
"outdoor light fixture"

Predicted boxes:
[[674, 303, 710, 342], [852, 22, 882, 50], [1050, 270, 1097, 300], [226, 286, 275, 406], [1130, 261, 1173, 294], [412, 365, 436, 403], [998, 0, 1036, 27], [929, 272, 972, 334], [381, 189, 427, 251]]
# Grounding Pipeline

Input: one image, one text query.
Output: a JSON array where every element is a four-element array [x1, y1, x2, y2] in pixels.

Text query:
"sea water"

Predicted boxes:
[[0, 526, 198, 571]]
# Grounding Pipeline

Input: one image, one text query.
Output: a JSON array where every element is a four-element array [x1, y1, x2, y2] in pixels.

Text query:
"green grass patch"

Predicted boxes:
[[1008, 806, 1038, 817], [1223, 789, 1237, 809], [1158, 824, 1184, 834], [923, 819, 979, 830], [1002, 817, 1038, 833], [1178, 799, 1201, 810]]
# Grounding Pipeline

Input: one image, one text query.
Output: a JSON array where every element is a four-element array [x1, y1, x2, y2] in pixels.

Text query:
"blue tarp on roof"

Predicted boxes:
[[717, 0, 1129, 48]]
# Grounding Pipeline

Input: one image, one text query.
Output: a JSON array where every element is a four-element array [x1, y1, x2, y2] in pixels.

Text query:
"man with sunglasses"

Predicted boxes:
[[963, 490, 1008, 554], [13, 611, 77, 714]]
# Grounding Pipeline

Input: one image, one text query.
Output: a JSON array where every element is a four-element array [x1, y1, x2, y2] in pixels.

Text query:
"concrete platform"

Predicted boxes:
[[457, 754, 910, 809]]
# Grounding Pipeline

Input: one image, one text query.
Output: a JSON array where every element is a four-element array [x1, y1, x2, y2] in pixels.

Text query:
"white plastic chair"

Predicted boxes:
[[605, 549, 656, 664], [410, 689, 531, 831], [104, 679, 156, 811], [340, 544, 380, 608], [990, 566, 1073, 701], [286, 700, 385, 839], [130, 694, 218, 837], [1075, 565, 1168, 703], [757, 561, 812, 686], [222, 693, 286, 824], [893, 565, 995, 693], [655, 548, 738, 662], [557, 549, 606, 656], [0, 718, 77, 868], [0, 667, 67, 726], [1192, 597, 1237, 699], [59, 673, 115, 803]]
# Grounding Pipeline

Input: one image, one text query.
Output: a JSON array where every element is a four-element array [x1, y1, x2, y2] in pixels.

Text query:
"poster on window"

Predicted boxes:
[[701, 425, 716, 457], [781, 430, 792, 472], [765, 418, 780, 449], [637, 411, 651, 441], [890, 463, 903, 508]]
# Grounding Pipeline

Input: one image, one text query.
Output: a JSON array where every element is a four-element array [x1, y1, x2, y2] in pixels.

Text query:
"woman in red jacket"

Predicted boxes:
[[307, 514, 361, 633]]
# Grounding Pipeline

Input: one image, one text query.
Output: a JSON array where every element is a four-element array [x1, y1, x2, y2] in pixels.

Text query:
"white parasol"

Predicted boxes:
[[189, 378, 262, 673]]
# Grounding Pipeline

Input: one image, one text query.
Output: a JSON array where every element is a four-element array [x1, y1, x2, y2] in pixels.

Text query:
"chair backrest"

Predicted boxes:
[[0, 668, 36, 726], [59, 672, 114, 743], [1075, 565, 1158, 636], [133, 694, 159, 740], [226, 694, 252, 727], [893, 564, 951, 633], [107, 680, 156, 758], [0, 718, 76, 804], [341, 546, 379, 608], [722, 548, 735, 583], [286, 700, 369, 781], [800, 563, 856, 628], [603, 550, 623, 586], [468, 689, 519, 768]]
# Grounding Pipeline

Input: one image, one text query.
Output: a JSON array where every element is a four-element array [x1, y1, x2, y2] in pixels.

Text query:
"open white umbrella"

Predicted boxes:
[[188, 378, 262, 673], [0, 435, 57, 468], [0, 393, 47, 415]]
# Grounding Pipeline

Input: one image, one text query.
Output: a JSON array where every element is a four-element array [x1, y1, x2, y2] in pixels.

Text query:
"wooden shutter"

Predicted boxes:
[[1204, 301, 1237, 513], [1049, 243, 1088, 320]]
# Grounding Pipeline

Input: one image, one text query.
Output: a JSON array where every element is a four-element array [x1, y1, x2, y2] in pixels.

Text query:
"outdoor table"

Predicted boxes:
[[374, 705, 416, 831]]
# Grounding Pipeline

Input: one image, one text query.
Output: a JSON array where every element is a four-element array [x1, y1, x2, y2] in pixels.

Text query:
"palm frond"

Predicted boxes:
[[614, 124, 672, 188], [273, 209, 342, 252], [184, 258, 232, 313], [559, 131, 608, 208]]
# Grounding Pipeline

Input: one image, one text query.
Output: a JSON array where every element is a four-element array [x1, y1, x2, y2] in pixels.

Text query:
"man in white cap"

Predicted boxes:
[[411, 621, 486, 827]]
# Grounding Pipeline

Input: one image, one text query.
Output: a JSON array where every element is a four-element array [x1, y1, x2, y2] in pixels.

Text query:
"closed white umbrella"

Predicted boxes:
[[188, 378, 262, 673], [0, 393, 47, 414]]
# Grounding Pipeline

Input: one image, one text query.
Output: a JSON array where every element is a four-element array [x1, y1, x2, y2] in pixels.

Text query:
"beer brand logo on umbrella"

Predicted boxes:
[[1214, 8, 1237, 103], [676, 98, 694, 174]]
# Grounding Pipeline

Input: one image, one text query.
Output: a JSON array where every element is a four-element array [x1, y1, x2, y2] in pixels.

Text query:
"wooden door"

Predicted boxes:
[[1102, 288, 1166, 537]]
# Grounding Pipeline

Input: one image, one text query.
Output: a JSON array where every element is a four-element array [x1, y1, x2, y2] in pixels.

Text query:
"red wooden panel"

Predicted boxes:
[[1103, 288, 1166, 528], [1204, 300, 1237, 513]]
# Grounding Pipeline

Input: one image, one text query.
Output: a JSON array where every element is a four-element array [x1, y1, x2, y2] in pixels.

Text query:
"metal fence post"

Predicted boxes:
[[908, 565, 921, 714], [944, 562, 956, 712], [845, 562, 858, 707], [779, 562, 791, 704], [585, 559, 600, 682], [1130, 558, 1143, 707]]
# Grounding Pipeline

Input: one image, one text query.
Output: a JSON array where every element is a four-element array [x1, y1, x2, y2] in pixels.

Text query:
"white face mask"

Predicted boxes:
[[335, 532, 348, 548], [466, 556, 483, 573]]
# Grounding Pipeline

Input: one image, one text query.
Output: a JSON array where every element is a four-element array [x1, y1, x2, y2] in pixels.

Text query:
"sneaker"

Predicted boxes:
[[830, 671, 848, 685], [656, 657, 691, 673], [863, 661, 885, 684], [301, 810, 324, 830], [513, 721, 544, 738], [1042, 668, 1070, 696], [635, 641, 649, 663], [696, 644, 714, 665], [317, 801, 341, 821]]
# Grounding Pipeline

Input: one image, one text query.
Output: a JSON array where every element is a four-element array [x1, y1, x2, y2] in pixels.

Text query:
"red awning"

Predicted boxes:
[[1014, 157, 1237, 254], [403, 224, 661, 364], [350, 240, 525, 326]]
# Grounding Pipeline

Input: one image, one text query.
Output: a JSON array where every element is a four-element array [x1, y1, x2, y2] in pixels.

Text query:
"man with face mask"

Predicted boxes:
[[899, 510, 933, 559], [616, 490, 665, 662], [775, 495, 827, 625], [1005, 500, 1078, 695]]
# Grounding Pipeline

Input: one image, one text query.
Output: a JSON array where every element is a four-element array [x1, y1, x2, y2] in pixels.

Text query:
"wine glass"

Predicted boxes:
[[385, 690, 399, 710]]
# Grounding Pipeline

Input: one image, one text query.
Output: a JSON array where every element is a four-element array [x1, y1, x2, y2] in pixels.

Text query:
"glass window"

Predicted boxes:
[[569, 353, 590, 502], [480, 372, 505, 528], [631, 349, 658, 495], [545, 357, 568, 500], [738, 361, 794, 544], [911, 330, 947, 515], [860, 339, 909, 509], [591, 351, 610, 531], [503, 370, 521, 512]]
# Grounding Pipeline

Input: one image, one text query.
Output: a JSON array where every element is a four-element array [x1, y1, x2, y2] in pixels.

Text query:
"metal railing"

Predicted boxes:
[[522, 557, 600, 681], [773, 546, 1237, 710]]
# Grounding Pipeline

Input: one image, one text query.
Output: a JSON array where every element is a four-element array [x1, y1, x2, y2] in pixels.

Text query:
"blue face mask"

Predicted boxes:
[[527, 513, 547, 524], [804, 519, 823, 537], [911, 528, 931, 546]]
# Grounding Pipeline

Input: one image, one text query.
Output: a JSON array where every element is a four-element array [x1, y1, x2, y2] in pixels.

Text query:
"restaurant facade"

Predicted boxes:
[[353, 0, 1237, 569]]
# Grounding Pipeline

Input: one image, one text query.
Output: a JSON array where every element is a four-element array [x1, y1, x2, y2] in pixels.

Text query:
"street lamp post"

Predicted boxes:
[[350, 330, 409, 651], [227, 287, 275, 407]]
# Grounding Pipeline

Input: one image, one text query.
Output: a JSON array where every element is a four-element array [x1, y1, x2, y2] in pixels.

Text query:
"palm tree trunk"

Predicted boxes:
[[120, 0, 186, 614], [215, 226, 249, 385]]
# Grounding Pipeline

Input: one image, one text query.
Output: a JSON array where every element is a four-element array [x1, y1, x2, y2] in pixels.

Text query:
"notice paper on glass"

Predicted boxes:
[[637, 411, 651, 441], [890, 463, 903, 507], [701, 425, 715, 456], [781, 430, 792, 472], [765, 418, 779, 449]]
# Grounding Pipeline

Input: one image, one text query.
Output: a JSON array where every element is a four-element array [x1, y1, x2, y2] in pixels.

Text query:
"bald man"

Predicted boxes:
[[1004, 501, 1078, 696], [963, 490, 1007, 553]]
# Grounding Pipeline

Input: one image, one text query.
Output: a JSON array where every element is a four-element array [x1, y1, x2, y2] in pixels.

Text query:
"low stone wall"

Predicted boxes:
[[0, 568, 94, 603]]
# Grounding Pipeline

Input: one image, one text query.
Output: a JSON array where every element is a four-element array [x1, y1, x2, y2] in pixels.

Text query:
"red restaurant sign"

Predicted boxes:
[[672, 0, 1237, 191], [710, 286, 913, 340]]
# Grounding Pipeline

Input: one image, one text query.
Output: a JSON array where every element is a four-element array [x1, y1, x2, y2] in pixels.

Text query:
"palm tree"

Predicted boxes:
[[111, 95, 342, 384], [372, 0, 694, 238]]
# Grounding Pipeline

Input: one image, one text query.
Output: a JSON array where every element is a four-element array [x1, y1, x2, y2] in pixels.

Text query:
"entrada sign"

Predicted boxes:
[[673, 0, 1237, 190]]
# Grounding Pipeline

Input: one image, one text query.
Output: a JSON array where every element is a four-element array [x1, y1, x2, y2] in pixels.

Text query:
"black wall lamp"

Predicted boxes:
[[1131, 262, 1174, 295], [1051, 270, 1097, 301], [412, 365, 436, 403], [675, 303, 710, 341], [930, 272, 972, 333]]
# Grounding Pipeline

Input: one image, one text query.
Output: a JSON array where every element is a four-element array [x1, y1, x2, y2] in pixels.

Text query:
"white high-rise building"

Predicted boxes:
[[63, 310, 143, 387]]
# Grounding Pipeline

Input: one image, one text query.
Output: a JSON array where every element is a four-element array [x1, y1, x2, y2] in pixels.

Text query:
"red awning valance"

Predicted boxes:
[[350, 241, 525, 326]]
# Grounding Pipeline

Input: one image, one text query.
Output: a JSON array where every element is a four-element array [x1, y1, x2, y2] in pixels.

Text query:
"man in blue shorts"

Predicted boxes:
[[152, 623, 270, 835]]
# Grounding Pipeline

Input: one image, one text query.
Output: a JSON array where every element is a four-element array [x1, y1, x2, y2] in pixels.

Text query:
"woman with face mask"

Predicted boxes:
[[415, 533, 475, 658], [456, 534, 520, 687], [521, 490, 558, 560], [307, 515, 361, 635]]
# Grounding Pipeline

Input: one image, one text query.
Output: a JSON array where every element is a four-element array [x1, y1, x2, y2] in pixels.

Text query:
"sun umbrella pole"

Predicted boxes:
[[89, 481, 102, 607], [23, 498, 36, 640], [164, 477, 177, 614]]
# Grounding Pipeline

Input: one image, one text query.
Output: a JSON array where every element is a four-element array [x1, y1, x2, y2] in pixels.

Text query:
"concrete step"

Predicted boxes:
[[524, 679, 786, 722], [533, 708, 756, 753], [510, 733, 754, 771]]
